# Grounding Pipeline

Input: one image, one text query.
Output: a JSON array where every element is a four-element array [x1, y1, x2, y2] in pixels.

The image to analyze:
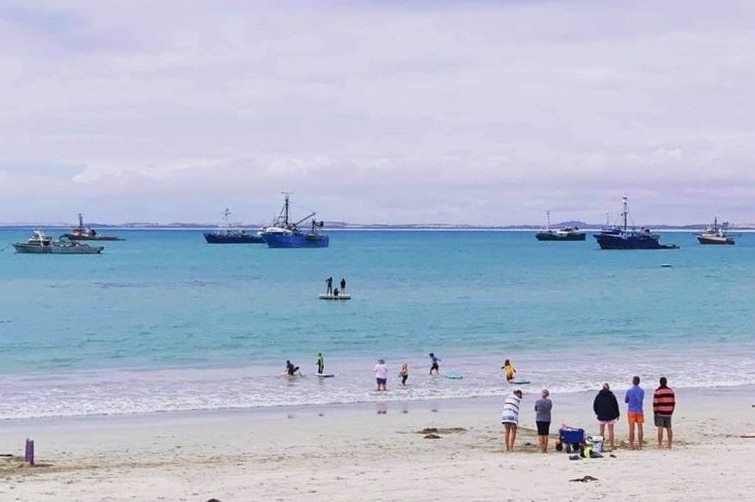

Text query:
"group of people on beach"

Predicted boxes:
[[501, 375, 677, 453], [324, 276, 346, 297]]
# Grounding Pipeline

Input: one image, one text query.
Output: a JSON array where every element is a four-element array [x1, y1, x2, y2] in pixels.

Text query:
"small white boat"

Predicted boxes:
[[12, 230, 104, 254]]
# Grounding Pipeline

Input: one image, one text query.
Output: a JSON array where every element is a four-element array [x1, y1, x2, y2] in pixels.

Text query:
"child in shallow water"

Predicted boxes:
[[502, 359, 516, 382], [399, 362, 409, 386]]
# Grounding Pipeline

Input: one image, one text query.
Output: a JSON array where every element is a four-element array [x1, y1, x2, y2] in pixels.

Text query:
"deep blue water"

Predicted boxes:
[[0, 228, 753, 419]]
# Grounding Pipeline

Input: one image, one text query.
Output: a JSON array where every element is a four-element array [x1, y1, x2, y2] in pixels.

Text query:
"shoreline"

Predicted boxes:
[[2, 383, 754, 431], [1, 385, 754, 501]]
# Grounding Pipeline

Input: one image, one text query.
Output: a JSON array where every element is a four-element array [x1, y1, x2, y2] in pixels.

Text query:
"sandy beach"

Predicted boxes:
[[1, 386, 754, 502]]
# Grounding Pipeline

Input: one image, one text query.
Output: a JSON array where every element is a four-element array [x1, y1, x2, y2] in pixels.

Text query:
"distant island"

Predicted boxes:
[[1, 220, 753, 230]]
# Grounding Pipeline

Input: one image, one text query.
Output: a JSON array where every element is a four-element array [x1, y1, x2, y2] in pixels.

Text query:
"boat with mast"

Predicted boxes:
[[593, 196, 678, 250], [535, 210, 586, 241], [203, 208, 265, 244], [62, 213, 124, 241], [697, 218, 735, 245], [260, 192, 329, 248], [13, 230, 105, 254]]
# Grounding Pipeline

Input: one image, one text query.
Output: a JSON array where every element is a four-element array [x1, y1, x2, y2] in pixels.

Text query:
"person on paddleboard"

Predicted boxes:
[[316, 352, 325, 374]]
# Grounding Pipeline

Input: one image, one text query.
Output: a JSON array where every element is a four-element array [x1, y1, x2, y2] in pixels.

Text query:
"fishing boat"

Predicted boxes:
[[203, 208, 265, 244], [62, 213, 124, 241], [260, 192, 329, 248], [697, 218, 735, 245], [593, 197, 678, 250], [535, 211, 586, 241], [12, 230, 104, 254]]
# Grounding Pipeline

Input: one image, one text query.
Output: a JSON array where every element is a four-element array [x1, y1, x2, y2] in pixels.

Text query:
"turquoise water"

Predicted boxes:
[[1, 228, 753, 419]]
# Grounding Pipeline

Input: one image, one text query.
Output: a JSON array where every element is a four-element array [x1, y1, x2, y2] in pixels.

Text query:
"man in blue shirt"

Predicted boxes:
[[624, 375, 645, 450]]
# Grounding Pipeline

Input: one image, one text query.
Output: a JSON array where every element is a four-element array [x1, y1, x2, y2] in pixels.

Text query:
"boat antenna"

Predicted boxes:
[[545, 210, 551, 230], [280, 191, 291, 227], [621, 196, 628, 232], [78, 213, 84, 230]]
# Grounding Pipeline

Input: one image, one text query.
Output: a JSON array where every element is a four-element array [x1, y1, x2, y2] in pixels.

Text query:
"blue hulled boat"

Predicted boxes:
[[204, 208, 265, 244], [593, 197, 678, 250], [260, 193, 329, 248]]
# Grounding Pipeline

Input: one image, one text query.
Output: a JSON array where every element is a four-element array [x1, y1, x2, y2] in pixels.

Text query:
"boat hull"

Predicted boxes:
[[12, 243, 104, 254], [262, 232, 329, 248], [697, 235, 735, 245], [203, 232, 265, 244], [535, 231, 586, 241], [63, 234, 124, 241], [594, 233, 677, 250]]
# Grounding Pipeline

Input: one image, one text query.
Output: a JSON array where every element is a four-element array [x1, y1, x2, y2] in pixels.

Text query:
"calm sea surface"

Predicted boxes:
[[0, 228, 753, 419]]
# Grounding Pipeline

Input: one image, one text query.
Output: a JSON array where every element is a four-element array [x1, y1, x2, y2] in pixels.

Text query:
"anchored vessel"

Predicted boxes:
[[535, 211, 586, 241], [203, 208, 265, 244], [13, 230, 104, 254], [62, 213, 124, 241], [260, 193, 329, 248], [593, 197, 678, 250], [697, 218, 735, 245]]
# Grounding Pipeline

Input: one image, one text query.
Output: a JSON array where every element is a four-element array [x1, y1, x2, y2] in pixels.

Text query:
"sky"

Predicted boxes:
[[1, 0, 754, 226]]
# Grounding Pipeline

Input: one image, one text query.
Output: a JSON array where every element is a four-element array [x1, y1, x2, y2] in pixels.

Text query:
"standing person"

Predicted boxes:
[[502, 359, 516, 382], [399, 362, 409, 386], [428, 353, 441, 375], [325, 277, 333, 295], [340, 277, 346, 293], [501, 388, 523, 451], [374, 359, 388, 391], [653, 377, 676, 449], [624, 375, 645, 450], [534, 388, 553, 453], [593, 382, 621, 451], [316, 352, 325, 375]]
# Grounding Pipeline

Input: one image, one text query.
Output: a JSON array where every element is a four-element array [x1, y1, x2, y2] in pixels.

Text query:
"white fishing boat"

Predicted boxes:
[[12, 230, 104, 254]]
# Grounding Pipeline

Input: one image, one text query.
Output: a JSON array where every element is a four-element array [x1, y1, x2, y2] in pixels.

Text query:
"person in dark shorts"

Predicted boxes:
[[653, 376, 676, 448], [534, 388, 553, 453], [399, 362, 409, 386], [428, 353, 441, 375], [325, 277, 333, 295], [340, 277, 346, 293]]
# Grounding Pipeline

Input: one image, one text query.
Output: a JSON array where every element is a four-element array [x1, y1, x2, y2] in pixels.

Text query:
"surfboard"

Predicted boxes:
[[444, 372, 463, 379], [510, 380, 531, 385], [316, 373, 335, 378]]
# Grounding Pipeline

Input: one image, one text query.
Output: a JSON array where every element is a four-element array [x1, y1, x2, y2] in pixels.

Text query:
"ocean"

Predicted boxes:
[[1, 228, 753, 419]]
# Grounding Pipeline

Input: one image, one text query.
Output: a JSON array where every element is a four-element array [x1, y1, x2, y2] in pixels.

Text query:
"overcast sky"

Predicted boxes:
[[1, 0, 754, 225]]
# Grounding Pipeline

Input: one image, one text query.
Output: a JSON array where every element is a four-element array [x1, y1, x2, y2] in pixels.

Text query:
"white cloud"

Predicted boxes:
[[1, 0, 755, 225]]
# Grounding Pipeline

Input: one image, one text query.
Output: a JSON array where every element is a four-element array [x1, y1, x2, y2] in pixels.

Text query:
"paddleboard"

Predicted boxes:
[[444, 372, 463, 379], [319, 294, 351, 300], [510, 380, 531, 385], [316, 373, 335, 378]]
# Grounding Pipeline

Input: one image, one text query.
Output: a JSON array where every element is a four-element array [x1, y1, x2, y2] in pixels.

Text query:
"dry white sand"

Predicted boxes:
[[1, 387, 754, 502]]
